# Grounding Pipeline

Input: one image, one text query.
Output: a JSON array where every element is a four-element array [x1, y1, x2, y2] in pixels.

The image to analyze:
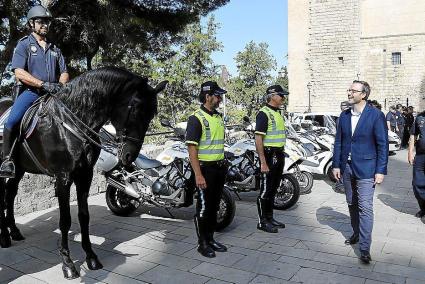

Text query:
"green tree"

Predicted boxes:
[[144, 16, 223, 126], [0, 0, 229, 84], [228, 41, 276, 117], [275, 65, 288, 91]]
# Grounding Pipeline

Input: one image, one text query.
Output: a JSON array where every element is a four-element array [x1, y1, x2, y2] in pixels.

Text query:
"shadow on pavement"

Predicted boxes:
[[2, 203, 186, 283]]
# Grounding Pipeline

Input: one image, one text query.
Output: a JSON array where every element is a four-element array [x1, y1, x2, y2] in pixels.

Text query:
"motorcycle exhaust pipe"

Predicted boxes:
[[107, 177, 141, 199]]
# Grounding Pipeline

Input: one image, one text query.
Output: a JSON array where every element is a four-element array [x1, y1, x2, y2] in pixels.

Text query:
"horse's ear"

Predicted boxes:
[[154, 80, 168, 94]]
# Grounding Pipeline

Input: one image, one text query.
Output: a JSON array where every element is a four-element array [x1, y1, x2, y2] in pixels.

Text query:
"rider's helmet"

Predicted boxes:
[[27, 5, 53, 22]]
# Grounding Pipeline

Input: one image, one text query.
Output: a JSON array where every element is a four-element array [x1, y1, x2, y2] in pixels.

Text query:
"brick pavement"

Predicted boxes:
[[1, 149, 424, 284]]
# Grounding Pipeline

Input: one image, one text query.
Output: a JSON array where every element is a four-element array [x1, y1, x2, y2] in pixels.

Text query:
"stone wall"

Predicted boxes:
[[288, 0, 425, 113]]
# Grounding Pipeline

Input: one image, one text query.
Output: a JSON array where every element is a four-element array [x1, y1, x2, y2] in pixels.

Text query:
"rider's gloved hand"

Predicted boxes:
[[41, 82, 63, 94]]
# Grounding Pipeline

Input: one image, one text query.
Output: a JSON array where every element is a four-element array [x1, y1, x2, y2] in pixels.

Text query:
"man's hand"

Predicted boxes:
[[408, 151, 415, 165], [260, 163, 270, 173], [41, 82, 63, 94], [374, 173, 384, 185], [332, 168, 341, 181], [195, 174, 207, 190]]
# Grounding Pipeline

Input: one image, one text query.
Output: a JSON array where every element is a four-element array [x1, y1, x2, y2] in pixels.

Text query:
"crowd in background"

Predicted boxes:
[[385, 104, 415, 149]]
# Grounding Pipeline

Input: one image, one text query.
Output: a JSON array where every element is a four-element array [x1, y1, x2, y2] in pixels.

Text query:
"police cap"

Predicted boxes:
[[266, 85, 288, 96], [200, 81, 227, 96]]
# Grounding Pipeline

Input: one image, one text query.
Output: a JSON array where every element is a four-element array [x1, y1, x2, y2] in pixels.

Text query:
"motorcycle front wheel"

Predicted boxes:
[[297, 171, 314, 195], [274, 174, 300, 210], [105, 184, 140, 216], [215, 187, 236, 231]]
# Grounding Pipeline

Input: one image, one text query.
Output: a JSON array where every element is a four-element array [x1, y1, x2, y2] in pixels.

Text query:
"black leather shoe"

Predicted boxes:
[[0, 160, 15, 178], [360, 250, 371, 264], [269, 218, 286, 228], [197, 243, 215, 258], [415, 210, 425, 218], [257, 222, 278, 233], [208, 240, 227, 252], [344, 234, 359, 245]]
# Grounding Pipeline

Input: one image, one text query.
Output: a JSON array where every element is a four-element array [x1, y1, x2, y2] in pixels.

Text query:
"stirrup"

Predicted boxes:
[[0, 160, 15, 178]]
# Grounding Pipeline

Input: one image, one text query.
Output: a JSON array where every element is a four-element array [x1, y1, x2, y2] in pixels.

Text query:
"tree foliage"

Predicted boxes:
[[0, 0, 229, 84], [226, 41, 276, 118]]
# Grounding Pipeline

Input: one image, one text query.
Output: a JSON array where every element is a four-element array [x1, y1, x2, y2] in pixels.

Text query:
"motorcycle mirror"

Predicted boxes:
[[243, 116, 251, 123], [160, 119, 173, 128]]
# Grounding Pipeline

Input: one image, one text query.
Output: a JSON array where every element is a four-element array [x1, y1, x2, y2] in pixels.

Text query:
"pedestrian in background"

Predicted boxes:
[[408, 110, 425, 222], [386, 106, 398, 134]]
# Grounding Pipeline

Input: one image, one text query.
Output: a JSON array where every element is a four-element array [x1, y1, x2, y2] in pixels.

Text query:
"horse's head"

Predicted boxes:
[[112, 79, 168, 166]]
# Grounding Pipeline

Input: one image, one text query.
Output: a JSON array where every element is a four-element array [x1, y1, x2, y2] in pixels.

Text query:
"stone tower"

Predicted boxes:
[[288, 0, 425, 113]]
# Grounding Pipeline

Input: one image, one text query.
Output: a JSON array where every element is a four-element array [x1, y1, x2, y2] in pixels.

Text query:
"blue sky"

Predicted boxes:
[[203, 0, 288, 76]]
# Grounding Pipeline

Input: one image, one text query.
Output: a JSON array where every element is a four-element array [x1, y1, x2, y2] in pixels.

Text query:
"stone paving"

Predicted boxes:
[[1, 149, 425, 284]]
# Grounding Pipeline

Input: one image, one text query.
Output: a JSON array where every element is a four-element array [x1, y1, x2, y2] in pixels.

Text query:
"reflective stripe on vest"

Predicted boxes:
[[260, 106, 286, 147], [193, 109, 225, 161]]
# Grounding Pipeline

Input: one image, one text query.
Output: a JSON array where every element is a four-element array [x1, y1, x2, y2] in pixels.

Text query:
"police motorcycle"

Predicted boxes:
[[292, 119, 335, 181], [96, 120, 236, 231], [224, 117, 300, 210]]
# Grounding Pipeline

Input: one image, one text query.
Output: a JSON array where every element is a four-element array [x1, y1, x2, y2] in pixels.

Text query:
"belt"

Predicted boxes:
[[199, 160, 227, 167], [264, 147, 284, 152]]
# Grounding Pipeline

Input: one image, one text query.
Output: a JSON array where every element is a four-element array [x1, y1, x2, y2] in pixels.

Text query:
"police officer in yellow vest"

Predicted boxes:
[[186, 81, 228, 258], [255, 85, 288, 233]]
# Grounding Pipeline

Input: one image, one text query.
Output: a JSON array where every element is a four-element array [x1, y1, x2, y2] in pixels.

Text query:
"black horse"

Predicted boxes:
[[0, 66, 167, 279]]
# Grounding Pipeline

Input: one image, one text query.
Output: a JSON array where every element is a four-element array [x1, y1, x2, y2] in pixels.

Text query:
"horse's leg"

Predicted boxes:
[[5, 171, 25, 240], [0, 177, 11, 248], [56, 173, 79, 279], [74, 168, 103, 270]]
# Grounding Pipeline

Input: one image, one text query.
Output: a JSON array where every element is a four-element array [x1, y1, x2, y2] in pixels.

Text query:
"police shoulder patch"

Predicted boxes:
[[18, 35, 28, 42]]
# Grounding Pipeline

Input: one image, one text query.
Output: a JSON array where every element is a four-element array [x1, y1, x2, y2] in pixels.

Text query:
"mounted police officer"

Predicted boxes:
[[186, 81, 228, 258], [0, 5, 69, 178], [255, 85, 288, 233]]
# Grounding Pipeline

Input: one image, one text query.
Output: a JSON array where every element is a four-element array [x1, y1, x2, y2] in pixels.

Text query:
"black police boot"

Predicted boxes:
[[266, 198, 285, 228], [0, 128, 16, 178], [206, 229, 227, 252], [257, 197, 278, 233], [194, 216, 215, 258]]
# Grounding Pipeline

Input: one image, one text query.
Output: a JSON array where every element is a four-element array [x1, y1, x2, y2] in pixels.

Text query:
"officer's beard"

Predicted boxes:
[[32, 24, 49, 37]]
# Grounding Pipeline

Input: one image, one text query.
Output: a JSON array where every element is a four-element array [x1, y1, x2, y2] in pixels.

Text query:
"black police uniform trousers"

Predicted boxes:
[[193, 161, 227, 245], [258, 147, 285, 221], [412, 154, 425, 213]]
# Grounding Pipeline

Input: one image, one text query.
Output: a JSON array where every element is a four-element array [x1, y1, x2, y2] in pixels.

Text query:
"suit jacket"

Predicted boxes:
[[332, 103, 389, 179]]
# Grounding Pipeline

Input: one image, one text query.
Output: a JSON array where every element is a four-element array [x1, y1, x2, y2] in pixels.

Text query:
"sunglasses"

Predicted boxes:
[[34, 18, 51, 25]]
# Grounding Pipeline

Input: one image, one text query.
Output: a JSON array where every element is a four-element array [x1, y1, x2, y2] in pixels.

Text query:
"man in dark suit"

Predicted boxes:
[[332, 80, 389, 264]]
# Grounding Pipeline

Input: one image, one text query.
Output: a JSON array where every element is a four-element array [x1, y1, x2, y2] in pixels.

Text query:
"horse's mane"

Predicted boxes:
[[57, 66, 157, 128]]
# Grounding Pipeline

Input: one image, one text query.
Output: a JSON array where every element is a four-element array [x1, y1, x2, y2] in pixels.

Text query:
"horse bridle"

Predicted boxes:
[[115, 94, 145, 158]]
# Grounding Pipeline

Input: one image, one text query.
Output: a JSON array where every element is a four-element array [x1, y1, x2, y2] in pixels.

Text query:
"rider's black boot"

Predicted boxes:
[[266, 198, 285, 228], [257, 197, 278, 233], [0, 128, 15, 178], [194, 216, 215, 258]]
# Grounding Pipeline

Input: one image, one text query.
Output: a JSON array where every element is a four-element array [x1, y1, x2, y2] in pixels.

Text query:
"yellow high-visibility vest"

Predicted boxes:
[[259, 106, 286, 147], [193, 109, 225, 161]]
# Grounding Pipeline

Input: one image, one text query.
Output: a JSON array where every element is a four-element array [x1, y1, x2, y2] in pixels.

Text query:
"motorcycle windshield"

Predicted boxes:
[[286, 122, 300, 139], [324, 115, 336, 135]]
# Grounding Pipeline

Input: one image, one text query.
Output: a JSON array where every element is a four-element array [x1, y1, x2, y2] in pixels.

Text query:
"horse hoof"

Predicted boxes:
[[62, 263, 80, 280], [0, 233, 11, 248], [10, 229, 25, 241], [86, 256, 103, 270]]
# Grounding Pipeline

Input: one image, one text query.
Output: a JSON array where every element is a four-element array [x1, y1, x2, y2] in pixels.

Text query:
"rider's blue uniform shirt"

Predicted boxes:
[[11, 34, 67, 83]]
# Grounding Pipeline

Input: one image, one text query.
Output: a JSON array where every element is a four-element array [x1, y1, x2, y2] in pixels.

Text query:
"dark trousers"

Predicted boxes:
[[193, 162, 227, 244], [412, 154, 425, 212], [257, 149, 285, 223], [259, 149, 285, 201], [343, 163, 375, 252]]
